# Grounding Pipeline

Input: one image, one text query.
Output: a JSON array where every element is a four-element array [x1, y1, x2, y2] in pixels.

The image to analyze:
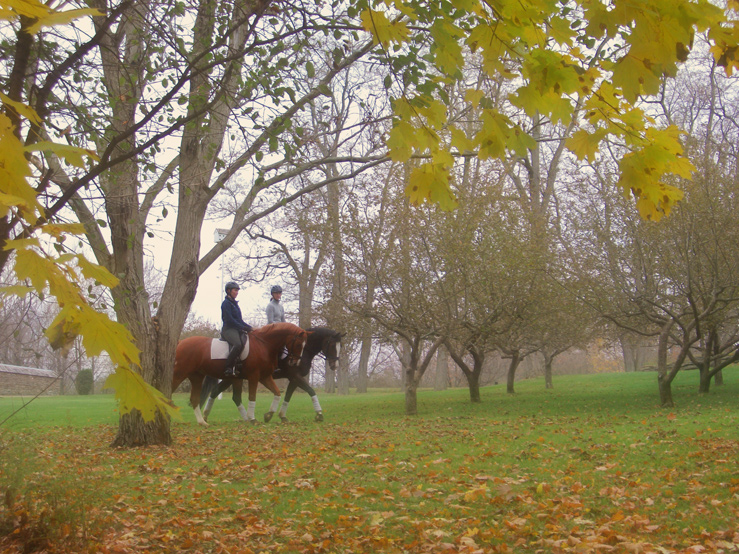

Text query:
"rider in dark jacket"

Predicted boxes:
[[221, 281, 253, 377]]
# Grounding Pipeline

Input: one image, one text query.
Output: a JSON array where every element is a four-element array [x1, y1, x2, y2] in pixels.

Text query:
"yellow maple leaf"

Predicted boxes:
[[464, 89, 485, 108], [1, 1, 41, 18], [25, 7, 101, 34], [360, 9, 409, 46], [417, 98, 448, 130], [450, 127, 475, 154], [73, 307, 140, 367], [406, 162, 457, 210], [567, 128, 608, 163], [474, 109, 511, 159], [0, 114, 41, 215], [387, 120, 417, 162], [26, 141, 99, 168], [105, 367, 181, 423], [42, 222, 86, 239], [430, 20, 464, 76], [1, 92, 42, 124], [611, 55, 662, 103], [45, 315, 81, 356], [76, 255, 120, 288]]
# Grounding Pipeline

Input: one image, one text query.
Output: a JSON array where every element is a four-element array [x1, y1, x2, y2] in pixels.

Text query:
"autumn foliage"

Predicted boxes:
[[1, 373, 738, 554], [361, 0, 739, 220]]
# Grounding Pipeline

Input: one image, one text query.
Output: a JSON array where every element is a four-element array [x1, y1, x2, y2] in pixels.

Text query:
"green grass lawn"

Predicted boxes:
[[1, 370, 738, 554]]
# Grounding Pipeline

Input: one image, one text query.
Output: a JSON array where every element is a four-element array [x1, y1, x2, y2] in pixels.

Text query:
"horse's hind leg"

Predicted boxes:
[[289, 374, 323, 422], [189, 376, 209, 427], [241, 376, 258, 424], [202, 377, 235, 421], [231, 380, 251, 422], [261, 375, 282, 423]]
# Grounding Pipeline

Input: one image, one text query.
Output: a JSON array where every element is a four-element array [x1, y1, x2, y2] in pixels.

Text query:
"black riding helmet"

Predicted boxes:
[[225, 281, 240, 294], [271, 285, 282, 294]]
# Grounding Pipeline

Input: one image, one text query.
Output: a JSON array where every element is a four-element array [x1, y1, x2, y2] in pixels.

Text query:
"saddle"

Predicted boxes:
[[210, 335, 250, 361]]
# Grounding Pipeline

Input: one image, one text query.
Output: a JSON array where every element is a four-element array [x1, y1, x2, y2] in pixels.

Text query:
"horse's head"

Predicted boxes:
[[322, 330, 343, 372], [284, 327, 308, 367]]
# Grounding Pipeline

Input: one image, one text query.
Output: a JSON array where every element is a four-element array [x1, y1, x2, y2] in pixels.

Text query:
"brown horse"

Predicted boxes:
[[200, 327, 342, 423], [173, 322, 307, 426]]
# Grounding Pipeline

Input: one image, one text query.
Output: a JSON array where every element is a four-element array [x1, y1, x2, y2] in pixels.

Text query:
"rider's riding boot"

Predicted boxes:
[[224, 346, 240, 377]]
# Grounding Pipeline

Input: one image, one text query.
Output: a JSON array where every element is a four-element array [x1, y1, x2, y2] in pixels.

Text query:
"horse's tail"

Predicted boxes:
[[200, 375, 219, 408]]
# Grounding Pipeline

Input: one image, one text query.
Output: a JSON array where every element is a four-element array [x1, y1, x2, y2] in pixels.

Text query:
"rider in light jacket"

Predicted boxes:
[[265, 284, 285, 324]]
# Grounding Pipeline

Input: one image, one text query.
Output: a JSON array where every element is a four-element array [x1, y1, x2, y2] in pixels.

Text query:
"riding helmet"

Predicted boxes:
[[271, 285, 283, 294], [225, 281, 240, 293]]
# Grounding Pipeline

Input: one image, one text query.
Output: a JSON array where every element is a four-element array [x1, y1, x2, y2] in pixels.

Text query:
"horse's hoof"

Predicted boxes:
[[247, 418, 257, 425], [280, 415, 290, 423], [264, 411, 274, 423], [315, 412, 324, 422], [197, 420, 209, 428]]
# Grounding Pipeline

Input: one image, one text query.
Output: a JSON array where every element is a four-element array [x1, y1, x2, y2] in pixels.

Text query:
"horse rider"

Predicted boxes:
[[221, 281, 253, 377], [265, 284, 285, 324]]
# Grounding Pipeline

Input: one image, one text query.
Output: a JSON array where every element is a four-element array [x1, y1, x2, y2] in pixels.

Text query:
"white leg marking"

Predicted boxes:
[[269, 395, 280, 413], [203, 397, 215, 420], [194, 406, 208, 427], [246, 400, 256, 420], [312, 395, 322, 412], [279, 400, 289, 417], [238, 404, 249, 421]]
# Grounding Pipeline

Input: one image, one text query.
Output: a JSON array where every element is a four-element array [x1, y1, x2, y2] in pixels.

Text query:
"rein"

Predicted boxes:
[[319, 352, 339, 362], [284, 331, 304, 365]]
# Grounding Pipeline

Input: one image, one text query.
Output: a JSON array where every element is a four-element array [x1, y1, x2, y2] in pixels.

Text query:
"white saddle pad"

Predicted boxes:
[[210, 336, 250, 361]]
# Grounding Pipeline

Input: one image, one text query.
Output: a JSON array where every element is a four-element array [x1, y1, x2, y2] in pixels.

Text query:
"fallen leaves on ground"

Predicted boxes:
[[1, 416, 738, 554]]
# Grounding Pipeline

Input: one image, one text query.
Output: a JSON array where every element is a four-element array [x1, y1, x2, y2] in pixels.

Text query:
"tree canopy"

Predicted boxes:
[[360, 0, 739, 219]]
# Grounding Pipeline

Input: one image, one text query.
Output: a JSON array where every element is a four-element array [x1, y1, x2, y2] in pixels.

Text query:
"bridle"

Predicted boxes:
[[318, 337, 340, 363], [284, 331, 306, 366]]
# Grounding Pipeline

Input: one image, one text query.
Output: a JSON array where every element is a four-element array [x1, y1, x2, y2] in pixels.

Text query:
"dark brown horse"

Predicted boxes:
[[173, 322, 307, 426], [200, 327, 342, 422]]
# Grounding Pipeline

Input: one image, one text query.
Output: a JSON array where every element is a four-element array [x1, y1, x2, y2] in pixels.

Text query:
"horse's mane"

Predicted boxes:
[[255, 322, 300, 334], [306, 326, 340, 341]]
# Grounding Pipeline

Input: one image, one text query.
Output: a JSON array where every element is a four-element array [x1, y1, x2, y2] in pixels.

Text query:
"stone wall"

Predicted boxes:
[[0, 364, 61, 396]]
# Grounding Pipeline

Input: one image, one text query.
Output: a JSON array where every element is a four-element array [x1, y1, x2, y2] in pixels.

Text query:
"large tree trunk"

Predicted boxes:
[[656, 321, 676, 408], [698, 367, 711, 394], [356, 280, 375, 393], [405, 376, 418, 415], [658, 373, 674, 407], [400, 339, 411, 391], [506, 351, 521, 394], [325, 363, 336, 393], [337, 349, 350, 395], [112, 410, 171, 448], [434, 345, 448, 391], [326, 181, 349, 394], [620, 335, 650, 372], [297, 260, 314, 329], [714, 369, 724, 386], [357, 323, 372, 393], [544, 352, 554, 389], [467, 369, 481, 402]]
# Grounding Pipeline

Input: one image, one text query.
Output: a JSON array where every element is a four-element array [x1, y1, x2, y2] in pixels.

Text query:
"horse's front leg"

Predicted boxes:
[[243, 376, 258, 424], [291, 374, 324, 422], [277, 378, 299, 422], [261, 375, 282, 423]]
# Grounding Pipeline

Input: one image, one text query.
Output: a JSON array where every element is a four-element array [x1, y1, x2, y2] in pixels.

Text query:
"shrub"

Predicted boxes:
[[75, 369, 94, 395]]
